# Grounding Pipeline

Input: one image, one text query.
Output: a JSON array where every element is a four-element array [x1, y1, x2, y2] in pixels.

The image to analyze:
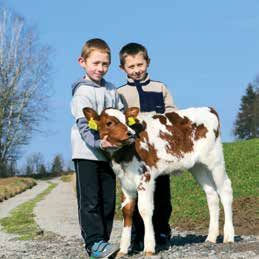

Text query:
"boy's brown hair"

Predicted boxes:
[[119, 42, 150, 67], [81, 38, 111, 62]]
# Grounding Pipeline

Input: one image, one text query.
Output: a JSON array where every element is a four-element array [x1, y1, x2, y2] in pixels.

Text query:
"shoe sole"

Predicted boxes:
[[90, 247, 120, 259]]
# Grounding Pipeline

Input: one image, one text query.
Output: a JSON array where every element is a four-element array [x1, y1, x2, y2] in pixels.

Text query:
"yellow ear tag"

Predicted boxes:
[[88, 117, 98, 131], [128, 117, 136, 126]]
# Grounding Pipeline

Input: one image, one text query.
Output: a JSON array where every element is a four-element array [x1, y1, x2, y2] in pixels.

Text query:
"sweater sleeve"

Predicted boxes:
[[115, 89, 125, 111], [162, 84, 177, 112], [71, 87, 101, 149], [76, 117, 102, 149]]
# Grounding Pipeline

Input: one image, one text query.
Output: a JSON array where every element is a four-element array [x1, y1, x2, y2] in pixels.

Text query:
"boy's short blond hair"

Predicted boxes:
[[119, 42, 150, 67], [81, 38, 111, 62]]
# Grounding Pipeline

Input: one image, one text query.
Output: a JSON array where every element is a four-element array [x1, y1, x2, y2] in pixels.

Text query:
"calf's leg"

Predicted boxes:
[[137, 181, 156, 255], [190, 164, 220, 243], [210, 163, 234, 243], [117, 194, 136, 256]]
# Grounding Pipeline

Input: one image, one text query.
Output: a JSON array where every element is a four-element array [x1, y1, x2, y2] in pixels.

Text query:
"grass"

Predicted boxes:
[[0, 182, 57, 240], [115, 138, 259, 234], [170, 138, 259, 233], [60, 174, 73, 182], [0, 177, 36, 202]]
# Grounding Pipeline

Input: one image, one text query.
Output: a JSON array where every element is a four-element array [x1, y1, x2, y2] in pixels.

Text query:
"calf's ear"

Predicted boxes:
[[82, 107, 99, 121], [125, 107, 140, 119]]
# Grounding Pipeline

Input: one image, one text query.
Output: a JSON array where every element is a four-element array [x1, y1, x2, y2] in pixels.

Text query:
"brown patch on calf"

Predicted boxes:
[[209, 107, 220, 138], [194, 124, 208, 140], [121, 194, 135, 227], [143, 172, 151, 182], [152, 114, 167, 125], [163, 112, 208, 158], [137, 182, 146, 191], [163, 112, 195, 158], [139, 171, 151, 183], [135, 130, 159, 168]]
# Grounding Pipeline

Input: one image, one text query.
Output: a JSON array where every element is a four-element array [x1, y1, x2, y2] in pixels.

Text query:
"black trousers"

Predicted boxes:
[[74, 159, 116, 250], [132, 175, 172, 242]]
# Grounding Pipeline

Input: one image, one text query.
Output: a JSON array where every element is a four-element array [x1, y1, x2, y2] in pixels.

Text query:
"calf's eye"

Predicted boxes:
[[106, 121, 112, 126]]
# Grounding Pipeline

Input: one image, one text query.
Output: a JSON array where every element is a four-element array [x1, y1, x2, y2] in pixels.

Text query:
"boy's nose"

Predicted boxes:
[[97, 65, 104, 72]]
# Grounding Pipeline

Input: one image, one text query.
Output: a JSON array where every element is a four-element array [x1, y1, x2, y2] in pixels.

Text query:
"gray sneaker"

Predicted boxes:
[[90, 240, 119, 258]]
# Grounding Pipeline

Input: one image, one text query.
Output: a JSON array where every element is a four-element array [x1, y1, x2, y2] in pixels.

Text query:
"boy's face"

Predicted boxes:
[[121, 52, 149, 81], [78, 50, 110, 84]]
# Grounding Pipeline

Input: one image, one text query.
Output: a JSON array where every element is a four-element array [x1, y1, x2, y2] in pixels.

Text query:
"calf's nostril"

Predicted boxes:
[[127, 132, 132, 137]]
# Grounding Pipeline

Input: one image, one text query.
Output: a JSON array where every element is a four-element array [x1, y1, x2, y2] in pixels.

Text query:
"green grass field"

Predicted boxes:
[[115, 138, 259, 235]]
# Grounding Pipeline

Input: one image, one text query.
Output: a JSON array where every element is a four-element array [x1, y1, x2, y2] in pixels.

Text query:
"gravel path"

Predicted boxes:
[[0, 178, 258, 259]]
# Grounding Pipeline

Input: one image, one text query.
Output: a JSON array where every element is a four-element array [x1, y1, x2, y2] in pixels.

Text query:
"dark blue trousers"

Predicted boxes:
[[74, 159, 116, 250]]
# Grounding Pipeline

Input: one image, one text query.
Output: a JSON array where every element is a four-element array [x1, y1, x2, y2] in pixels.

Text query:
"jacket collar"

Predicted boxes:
[[127, 74, 150, 86]]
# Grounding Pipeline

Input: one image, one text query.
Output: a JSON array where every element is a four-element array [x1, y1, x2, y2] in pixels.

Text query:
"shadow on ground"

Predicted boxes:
[[170, 234, 243, 246]]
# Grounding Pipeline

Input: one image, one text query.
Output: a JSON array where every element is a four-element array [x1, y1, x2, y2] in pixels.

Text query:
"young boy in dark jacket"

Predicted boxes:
[[118, 42, 176, 251]]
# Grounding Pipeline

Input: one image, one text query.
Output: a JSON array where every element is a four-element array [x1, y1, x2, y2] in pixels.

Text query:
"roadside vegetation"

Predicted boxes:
[[0, 182, 57, 240], [0, 177, 36, 202], [60, 173, 74, 183]]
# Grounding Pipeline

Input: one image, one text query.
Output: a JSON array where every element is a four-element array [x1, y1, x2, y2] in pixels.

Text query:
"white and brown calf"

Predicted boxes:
[[83, 107, 234, 257]]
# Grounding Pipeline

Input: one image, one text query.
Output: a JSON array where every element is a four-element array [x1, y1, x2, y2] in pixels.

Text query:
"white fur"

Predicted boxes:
[[105, 108, 126, 124]]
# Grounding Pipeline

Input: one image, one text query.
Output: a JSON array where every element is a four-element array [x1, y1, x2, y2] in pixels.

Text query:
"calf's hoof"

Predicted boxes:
[[223, 235, 234, 243], [115, 251, 127, 258], [144, 251, 155, 256], [205, 233, 218, 243]]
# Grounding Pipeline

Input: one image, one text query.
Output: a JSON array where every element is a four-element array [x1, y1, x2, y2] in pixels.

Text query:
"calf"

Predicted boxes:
[[83, 107, 234, 257]]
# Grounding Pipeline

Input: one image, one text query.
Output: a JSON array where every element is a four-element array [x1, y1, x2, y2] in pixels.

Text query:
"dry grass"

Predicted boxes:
[[0, 177, 36, 202]]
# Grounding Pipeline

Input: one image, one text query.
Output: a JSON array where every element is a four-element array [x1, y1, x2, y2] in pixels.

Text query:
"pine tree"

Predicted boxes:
[[51, 154, 64, 174], [233, 84, 259, 139]]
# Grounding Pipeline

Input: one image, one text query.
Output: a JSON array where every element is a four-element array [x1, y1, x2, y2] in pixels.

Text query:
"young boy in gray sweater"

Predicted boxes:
[[71, 38, 123, 258]]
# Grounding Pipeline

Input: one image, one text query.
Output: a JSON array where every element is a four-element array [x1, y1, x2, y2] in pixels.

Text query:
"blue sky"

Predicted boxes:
[[1, 0, 259, 169]]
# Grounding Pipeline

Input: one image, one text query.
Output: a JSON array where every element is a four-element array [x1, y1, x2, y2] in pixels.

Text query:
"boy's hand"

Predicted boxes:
[[100, 135, 115, 149]]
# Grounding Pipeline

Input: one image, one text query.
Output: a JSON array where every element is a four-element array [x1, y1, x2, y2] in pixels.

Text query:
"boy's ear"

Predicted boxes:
[[82, 107, 99, 121], [119, 64, 126, 72], [78, 57, 86, 68], [147, 58, 150, 66]]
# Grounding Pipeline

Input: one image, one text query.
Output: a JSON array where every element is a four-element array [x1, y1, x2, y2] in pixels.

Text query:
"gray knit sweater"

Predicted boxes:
[[70, 78, 124, 161]]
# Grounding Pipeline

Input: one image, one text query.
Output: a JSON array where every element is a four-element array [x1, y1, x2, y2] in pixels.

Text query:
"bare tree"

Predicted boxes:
[[0, 7, 52, 176], [26, 152, 45, 174]]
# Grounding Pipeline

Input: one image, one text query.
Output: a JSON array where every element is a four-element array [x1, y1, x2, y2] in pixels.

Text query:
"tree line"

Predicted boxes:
[[1, 153, 73, 178], [233, 82, 259, 140]]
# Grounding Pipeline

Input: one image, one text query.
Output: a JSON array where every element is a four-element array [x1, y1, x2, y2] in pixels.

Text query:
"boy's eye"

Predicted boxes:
[[106, 121, 112, 126]]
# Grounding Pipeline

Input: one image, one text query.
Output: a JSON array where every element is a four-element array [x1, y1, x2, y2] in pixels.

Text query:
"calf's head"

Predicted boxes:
[[83, 107, 136, 149]]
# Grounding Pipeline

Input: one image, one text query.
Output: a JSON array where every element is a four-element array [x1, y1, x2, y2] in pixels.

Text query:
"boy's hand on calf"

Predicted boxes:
[[100, 135, 114, 149]]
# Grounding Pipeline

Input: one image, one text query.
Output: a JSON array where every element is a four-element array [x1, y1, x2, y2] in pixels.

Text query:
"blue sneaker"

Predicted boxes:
[[90, 240, 119, 258]]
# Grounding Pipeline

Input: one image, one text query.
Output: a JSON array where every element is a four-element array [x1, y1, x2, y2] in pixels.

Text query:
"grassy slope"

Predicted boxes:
[[170, 138, 258, 233]]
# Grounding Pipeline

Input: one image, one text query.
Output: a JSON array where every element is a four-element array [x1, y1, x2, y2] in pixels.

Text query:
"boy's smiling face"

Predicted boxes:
[[78, 50, 110, 84], [121, 52, 149, 81]]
